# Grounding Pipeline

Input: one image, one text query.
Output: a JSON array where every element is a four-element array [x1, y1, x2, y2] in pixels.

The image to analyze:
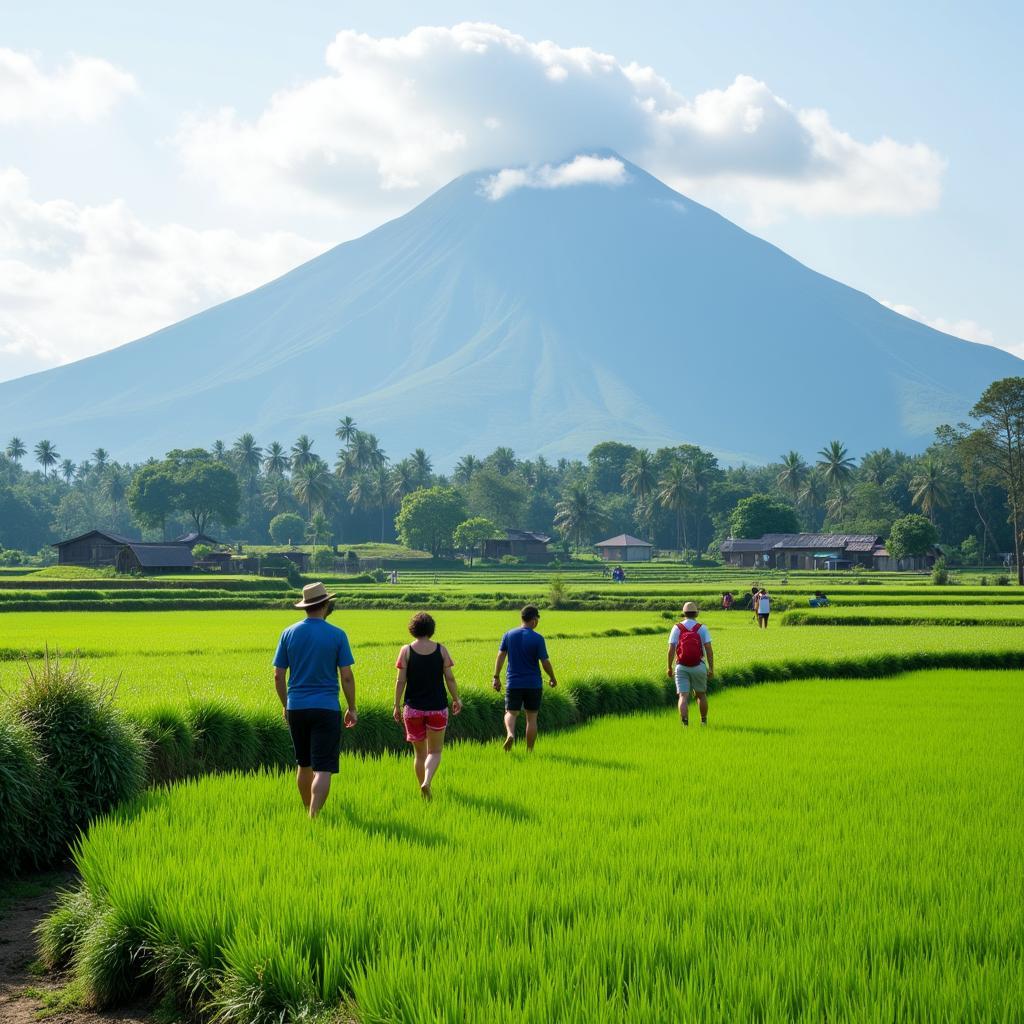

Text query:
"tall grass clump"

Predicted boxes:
[[0, 713, 49, 868], [1, 651, 146, 870]]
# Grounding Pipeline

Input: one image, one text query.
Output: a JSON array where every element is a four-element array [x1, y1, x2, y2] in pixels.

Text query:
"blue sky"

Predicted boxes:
[[1, 0, 1020, 380]]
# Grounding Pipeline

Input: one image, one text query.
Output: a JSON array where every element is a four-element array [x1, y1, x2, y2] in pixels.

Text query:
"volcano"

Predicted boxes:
[[0, 154, 1018, 465]]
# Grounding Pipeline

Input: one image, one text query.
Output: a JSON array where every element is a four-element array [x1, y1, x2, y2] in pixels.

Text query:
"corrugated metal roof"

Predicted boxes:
[[504, 529, 551, 543], [54, 529, 137, 548], [720, 538, 774, 552], [124, 544, 194, 568], [595, 534, 654, 547], [769, 533, 882, 550]]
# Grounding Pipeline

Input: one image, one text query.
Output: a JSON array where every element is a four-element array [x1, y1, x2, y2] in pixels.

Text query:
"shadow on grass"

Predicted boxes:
[[446, 789, 536, 823], [335, 804, 446, 848], [544, 753, 633, 772], [713, 723, 795, 736]]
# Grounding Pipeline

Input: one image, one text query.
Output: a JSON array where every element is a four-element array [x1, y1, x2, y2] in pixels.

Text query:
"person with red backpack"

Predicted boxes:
[[667, 601, 714, 726]]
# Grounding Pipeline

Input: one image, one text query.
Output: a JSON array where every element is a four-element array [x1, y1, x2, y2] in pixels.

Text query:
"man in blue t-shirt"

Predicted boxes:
[[492, 604, 557, 752], [273, 581, 357, 818]]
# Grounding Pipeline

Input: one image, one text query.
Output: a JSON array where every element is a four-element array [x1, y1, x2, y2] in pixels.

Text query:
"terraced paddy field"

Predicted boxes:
[[47, 669, 1024, 1023]]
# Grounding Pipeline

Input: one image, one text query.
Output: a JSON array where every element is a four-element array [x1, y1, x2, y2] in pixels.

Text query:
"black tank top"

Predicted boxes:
[[404, 645, 447, 711]]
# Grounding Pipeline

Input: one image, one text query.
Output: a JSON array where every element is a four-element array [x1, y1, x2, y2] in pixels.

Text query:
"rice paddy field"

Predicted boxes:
[[3, 564, 1023, 1021], [49, 670, 1024, 1022]]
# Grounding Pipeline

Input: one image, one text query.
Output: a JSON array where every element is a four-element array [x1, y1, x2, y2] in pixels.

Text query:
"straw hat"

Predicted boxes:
[[294, 581, 336, 609], [682, 601, 699, 614]]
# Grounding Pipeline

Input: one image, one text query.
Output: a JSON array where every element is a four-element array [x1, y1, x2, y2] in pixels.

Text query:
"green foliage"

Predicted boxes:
[[548, 574, 570, 609], [729, 493, 799, 538], [0, 714, 44, 869], [887, 513, 939, 561], [931, 557, 950, 585], [453, 517, 496, 565], [192, 543, 214, 561], [269, 512, 305, 545], [309, 549, 336, 573], [467, 469, 527, 526], [395, 487, 467, 558]]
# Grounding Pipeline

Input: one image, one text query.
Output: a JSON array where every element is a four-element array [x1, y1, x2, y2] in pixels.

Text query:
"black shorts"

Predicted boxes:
[[505, 687, 542, 712], [758, 612, 770, 621], [286, 708, 341, 773]]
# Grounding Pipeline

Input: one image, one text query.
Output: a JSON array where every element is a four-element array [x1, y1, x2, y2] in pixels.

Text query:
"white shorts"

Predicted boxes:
[[675, 663, 708, 694]]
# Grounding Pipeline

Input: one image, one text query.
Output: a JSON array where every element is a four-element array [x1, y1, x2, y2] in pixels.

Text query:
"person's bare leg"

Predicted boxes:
[[678, 691, 689, 725], [297, 766, 313, 810], [504, 710, 518, 751], [412, 738, 427, 787], [422, 729, 445, 799], [525, 711, 539, 751], [697, 692, 708, 724], [309, 771, 332, 819]]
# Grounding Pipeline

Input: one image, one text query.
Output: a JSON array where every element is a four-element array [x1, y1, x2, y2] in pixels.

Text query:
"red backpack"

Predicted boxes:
[[675, 622, 704, 667]]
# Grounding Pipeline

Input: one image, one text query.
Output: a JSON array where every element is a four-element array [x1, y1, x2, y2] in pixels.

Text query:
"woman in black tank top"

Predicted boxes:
[[393, 612, 462, 800]]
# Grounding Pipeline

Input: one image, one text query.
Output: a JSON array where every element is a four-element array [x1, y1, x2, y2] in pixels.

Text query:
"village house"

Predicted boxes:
[[483, 529, 553, 562], [720, 533, 939, 571], [594, 534, 654, 562], [53, 530, 195, 573]]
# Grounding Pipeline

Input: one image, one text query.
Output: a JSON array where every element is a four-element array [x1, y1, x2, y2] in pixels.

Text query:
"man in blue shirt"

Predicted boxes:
[[492, 604, 557, 752], [273, 581, 357, 818]]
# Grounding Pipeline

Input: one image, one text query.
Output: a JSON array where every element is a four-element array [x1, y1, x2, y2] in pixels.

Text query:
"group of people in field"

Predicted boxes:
[[272, 580, 715, 817], [721, 584, 772, 627]]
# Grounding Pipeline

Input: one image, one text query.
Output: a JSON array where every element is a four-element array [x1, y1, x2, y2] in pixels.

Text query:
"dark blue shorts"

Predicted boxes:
[[286, 708, 341, 773], [505, 687, 542, 712]]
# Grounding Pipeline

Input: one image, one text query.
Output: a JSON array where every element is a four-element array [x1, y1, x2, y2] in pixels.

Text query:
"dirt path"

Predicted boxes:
[[0, 875, 155, 1024]]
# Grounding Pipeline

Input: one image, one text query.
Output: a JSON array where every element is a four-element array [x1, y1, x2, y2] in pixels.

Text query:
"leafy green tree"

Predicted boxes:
[[886, 513, 939, 563], [588, 441, 637, 493], [127, 463, 177, 539], [454, 516, 497, 565], [970, 377, 1024, 583], [729, 494, 799, 539], [468, 468, 528, 527], [395, 487, 467, 558], [175, 458, 240, 534], [34, 440, 59, 478], [269, 512, 305, 546]]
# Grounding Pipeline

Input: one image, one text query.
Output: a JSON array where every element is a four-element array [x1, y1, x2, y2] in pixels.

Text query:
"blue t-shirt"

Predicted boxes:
[[273, 618, 355, 711], [500, 626, 548, 689]]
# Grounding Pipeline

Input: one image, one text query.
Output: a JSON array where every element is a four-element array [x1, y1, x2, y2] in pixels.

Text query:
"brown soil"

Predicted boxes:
[[0, 875, 156, 1024]]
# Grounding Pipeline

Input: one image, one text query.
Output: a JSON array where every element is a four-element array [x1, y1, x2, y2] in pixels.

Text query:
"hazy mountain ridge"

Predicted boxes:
[[1, 155, 1018, 466]]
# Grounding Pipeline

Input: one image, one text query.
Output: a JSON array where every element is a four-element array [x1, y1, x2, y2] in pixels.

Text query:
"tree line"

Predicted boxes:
[[1, 378, 1022, 580]]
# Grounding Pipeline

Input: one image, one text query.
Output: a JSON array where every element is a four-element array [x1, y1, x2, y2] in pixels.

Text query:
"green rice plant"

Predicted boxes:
[[54, 669, 1024, 1022], [186, 701, 260, 774], [37, 884, 98, 970], [0, 713, 49, 869]]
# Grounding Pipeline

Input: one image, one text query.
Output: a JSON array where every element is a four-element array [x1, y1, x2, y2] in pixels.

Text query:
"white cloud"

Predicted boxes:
[[480, 154, 628, 200], [175, 22, 944, 222], [881, 299, 996, 346], [0, 48, 137, 123], [0, 168, 325, 380]]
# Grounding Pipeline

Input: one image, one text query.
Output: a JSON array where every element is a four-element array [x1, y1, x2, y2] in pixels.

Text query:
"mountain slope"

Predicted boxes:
[[0, 156, 1018, 466]]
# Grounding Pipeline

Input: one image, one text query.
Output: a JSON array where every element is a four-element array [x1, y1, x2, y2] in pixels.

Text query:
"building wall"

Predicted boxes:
[[58, 536, 122, 567], [622, 546, 651, 562]]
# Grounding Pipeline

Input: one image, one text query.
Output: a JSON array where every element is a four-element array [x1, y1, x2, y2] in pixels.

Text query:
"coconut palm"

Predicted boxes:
[[553, 482, 607, 551], [453, 454, 480, 485], [263, 442, 290, 477], [34, 440, 59, 478], [261, 474, 292, 514], [816, 440, 856, 492], [211, 440, 227, 462], [291, 435, 316, 471], [389, 459, 417, 503], [91, 448, 109, 471], [910, 459, 950, 523], [488, 447, 517, 476], [59, 458, 77, 484], [798, 470, 828, 530], [657, 462, 691, 550], [232, 433, 263, 478], [621, 449, 656, 506], [6, 437, 27, 464], [292, 459, 332, 517], [75, 460, 92, 481], [334, 416, 358, 446], [411, 448, 432, 487], [824, 485, 851, 523], [776, 451, 809, 503], [106, 467, 126, 519], [859, 449, 896, 487]]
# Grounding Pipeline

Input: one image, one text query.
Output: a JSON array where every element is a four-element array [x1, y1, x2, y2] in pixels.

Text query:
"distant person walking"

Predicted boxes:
[[273, 582, 357, 819], [750, 584, 761, 623], [493, 605, 557, 752], [667, 602, 713, 726], [393, 612, 462, 800], [757, 589, 772, 628], [722, 591, 734, 611]]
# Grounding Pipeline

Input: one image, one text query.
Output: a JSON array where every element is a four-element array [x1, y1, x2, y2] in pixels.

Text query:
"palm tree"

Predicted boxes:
[[816, 441, 856, 493], [621, 449, 656, 505], [657, 462, 691, 550], [390, 459, 417, 504], [776, 451, 809, 503], [453, 454, 480, 485], [34, 440, 59, 478], [334, 416, 358, 446], [292, 459, 332, 518], [75, 460, 92, 481], [5, 437, 26, 464], [910, 459, 950, 523], [860, 449, 896, 487], [488, 447, 517, 476], [106, 467, 126, 519], [553, 482, 606, 551], [365, 434, 388, 470], [232, 433, 263, 478], [824, 485, 851, 524], [411, 448, 432, 487], [91, 448, 109, 471], [799, 470, 828, 530], [291, 435, 316, 471], [59, 458, 77, 484], [211, 440, 227, 462], [261, 474, 292, 513], [263, 441, 290, 477]]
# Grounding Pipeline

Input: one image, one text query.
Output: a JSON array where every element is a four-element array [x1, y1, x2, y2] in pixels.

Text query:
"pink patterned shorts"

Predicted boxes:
[[403, 706, 449, 743]]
